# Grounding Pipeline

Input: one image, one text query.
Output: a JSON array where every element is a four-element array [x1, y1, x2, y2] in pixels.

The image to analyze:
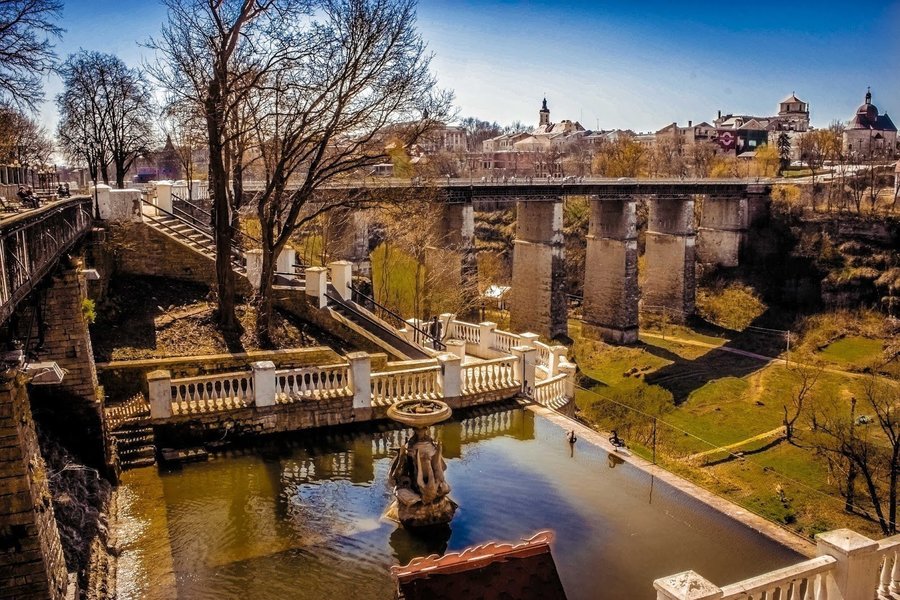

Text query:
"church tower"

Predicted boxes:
[[539, 98, 550, 128]]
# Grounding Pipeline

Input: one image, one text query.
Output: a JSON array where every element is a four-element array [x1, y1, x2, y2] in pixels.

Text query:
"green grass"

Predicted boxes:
[[818, 336, 884, 369]]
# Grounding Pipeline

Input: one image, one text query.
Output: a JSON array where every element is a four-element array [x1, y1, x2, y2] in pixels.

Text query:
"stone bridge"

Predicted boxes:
[[314, 179, 772, 342]]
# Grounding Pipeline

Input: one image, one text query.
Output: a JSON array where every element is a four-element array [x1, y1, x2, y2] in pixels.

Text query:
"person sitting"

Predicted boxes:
[[56, 183, 69, 198], [608, 430, 626, 449], [17, 186, 38, 209]]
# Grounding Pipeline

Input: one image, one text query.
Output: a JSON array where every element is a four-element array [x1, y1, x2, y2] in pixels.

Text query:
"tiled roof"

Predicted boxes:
[[392, 531, 567, 600]]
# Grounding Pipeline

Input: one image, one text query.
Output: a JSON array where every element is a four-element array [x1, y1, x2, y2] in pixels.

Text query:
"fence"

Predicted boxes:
[[170, 371, 255, 416], [460, 357, 517, 394], [370, 365, 441, 406], [275, 364, 350, 403]]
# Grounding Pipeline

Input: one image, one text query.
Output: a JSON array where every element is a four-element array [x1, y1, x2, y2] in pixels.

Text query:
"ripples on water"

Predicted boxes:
[[115, 407, 801, 600]]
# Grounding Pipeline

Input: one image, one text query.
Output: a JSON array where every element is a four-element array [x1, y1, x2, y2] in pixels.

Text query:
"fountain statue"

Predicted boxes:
[[385, 399, 458, 527]]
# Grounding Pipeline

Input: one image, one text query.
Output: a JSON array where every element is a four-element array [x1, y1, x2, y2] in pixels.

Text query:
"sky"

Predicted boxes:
[[40, 0, 900, 135]]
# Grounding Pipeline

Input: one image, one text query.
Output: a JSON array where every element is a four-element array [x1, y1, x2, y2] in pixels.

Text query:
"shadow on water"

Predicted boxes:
[[389, 523, 452, 566]]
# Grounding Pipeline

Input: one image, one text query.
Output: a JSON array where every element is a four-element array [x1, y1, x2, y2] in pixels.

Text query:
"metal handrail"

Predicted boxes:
[[170, 191, 262, 249], [347, 283, 445, 351], [140, 197, 245, 268]]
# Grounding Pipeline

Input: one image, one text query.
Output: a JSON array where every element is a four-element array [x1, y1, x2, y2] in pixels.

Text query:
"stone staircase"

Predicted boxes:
[[105, 394, 156, 469], [143, 212, 247, 275]]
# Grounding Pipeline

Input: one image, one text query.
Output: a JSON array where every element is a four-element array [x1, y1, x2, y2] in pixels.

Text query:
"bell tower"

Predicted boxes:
[[539, 97, 550, 127]]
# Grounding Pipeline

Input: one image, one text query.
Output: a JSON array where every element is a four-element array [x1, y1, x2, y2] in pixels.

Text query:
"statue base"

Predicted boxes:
[[386, 496, 458, 528]]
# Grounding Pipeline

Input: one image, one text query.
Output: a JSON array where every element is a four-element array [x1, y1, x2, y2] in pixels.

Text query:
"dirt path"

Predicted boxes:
[[686, 427, 785, 461], [639, 331, 877, 381]]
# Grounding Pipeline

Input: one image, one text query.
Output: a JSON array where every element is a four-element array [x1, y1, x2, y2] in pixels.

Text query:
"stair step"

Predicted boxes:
[[121, 456, 156, 469], [119, 444, 156, 457]]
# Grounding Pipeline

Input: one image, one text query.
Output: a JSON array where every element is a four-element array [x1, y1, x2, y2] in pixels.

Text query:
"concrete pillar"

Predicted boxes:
[[697, 196, 748, 267], [653, 571, 723, 600], [251, 360, 276, 407], [444, 339, 466, 361], [276, 247, 296, 276], [511, 345, 537, 398], [519, 332, 540, 347], [328, 260, 353, 301], [438, 352, 462, 398], [245, 249, 263, 290], [156, 181, 173, 214], [509, 199, 567, 338], [816, 529, 881, 599], [583, 197, 639, 344], [427, 201, 477, 313], [478, 321, 497, 356], [347, 352, 371, 409], [94, 184, 111, 220], [304, 266, 328, 309], [148, 370, 173, 419], [643, 196, 696, 323], [558, 362, 576, 399]]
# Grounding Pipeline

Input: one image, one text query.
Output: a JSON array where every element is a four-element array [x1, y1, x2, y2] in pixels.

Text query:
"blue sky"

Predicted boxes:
[[41, 0, 900, 134]]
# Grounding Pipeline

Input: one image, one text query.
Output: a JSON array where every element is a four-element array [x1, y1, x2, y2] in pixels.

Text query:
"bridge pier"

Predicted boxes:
[[696, 196, 748, 267], [426, 201, 477, 315], [643, 196, 696, 323], [509, 200, 567, 339], [582, 198, 639, 344], [327, 208, 371, 274]]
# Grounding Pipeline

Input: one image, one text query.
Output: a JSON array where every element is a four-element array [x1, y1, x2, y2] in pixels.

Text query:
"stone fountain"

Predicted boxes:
[[385, 399, 458, 528]]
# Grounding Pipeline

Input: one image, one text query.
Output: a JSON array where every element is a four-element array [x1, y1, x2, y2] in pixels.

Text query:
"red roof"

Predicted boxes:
[[392, 530, 567, 599]]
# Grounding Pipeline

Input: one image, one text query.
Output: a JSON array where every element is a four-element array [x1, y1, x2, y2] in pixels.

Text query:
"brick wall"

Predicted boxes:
[[0, 377, 69, 600]]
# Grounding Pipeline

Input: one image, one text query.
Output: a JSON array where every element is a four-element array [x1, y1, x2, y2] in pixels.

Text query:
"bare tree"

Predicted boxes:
[[810, 376, 900, 534], [0, 105, 53, 171], [148, 0, 303, 332], [247, 0, 452, 344], [782, 361, 822, 443], [0, 0, 62, 110], [57, 52, 156, 188]]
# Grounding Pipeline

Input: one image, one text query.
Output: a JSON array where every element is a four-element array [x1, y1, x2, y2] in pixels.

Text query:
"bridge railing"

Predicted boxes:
[[0, 197, 93, 324]]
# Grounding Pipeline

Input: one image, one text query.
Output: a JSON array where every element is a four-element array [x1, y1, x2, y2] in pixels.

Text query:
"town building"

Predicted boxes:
[[843, 88, 898, 158], [714, 92, 810, 156]]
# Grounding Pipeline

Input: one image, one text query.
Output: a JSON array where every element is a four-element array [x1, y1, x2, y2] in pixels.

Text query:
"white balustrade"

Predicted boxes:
[[275, 364, 350, 403], [534, 340, 552, 369], [370, 365, 440, 406], [719, 556, 835, 600], [170, 371, 254, 415], [877, 536, 900, 598], [493, 330, 522, 355], [450, 319, 481, 345], [460, 357, 517, 394], [533, 373, 568, 407]]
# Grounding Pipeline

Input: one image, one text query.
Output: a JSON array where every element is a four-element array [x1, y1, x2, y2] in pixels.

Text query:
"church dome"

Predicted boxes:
[[857, 102, 878, 121]]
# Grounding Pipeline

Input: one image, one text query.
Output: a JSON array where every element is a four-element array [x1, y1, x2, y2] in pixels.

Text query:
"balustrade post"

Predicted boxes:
[[478, 321, 497, 356], [816, 529, 880, 599], [155, 181, 172, 214], [653, 571, 723, 600], [519, 332, 540, 347], [445, 339, 466, 361], [347, 352, 371, 409], [147, 370, 172, 419], [511, 345, 537, 398], [549, 345, 567, 376], [304, 266, 328, 309], [277, 247, 296, 276], [438, 353, 462, 399], [559, 362, 577, 399], [245, 249, 263, 290], [252, 361, 276, 408], [328, 260, 353, 301]]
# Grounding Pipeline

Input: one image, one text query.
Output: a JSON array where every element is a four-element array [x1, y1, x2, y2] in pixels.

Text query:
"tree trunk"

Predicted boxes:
[[115, 158, 126, 189], [890, 444, 899, 533], [845, 460, 857, 513], [206, 84, 238, 332], [255, 245, 276, 348]]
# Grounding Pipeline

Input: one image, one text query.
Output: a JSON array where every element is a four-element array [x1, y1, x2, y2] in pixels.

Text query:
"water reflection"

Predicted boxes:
[[117, 405, 801, 600]]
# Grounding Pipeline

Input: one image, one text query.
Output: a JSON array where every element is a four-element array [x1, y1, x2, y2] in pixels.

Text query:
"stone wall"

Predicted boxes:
[[153, 394, 365, 447], [0, 377, 69, 600], [110, 221, 252, 296], [274, 286, 400, 357], [29, 263, 112, 473]]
